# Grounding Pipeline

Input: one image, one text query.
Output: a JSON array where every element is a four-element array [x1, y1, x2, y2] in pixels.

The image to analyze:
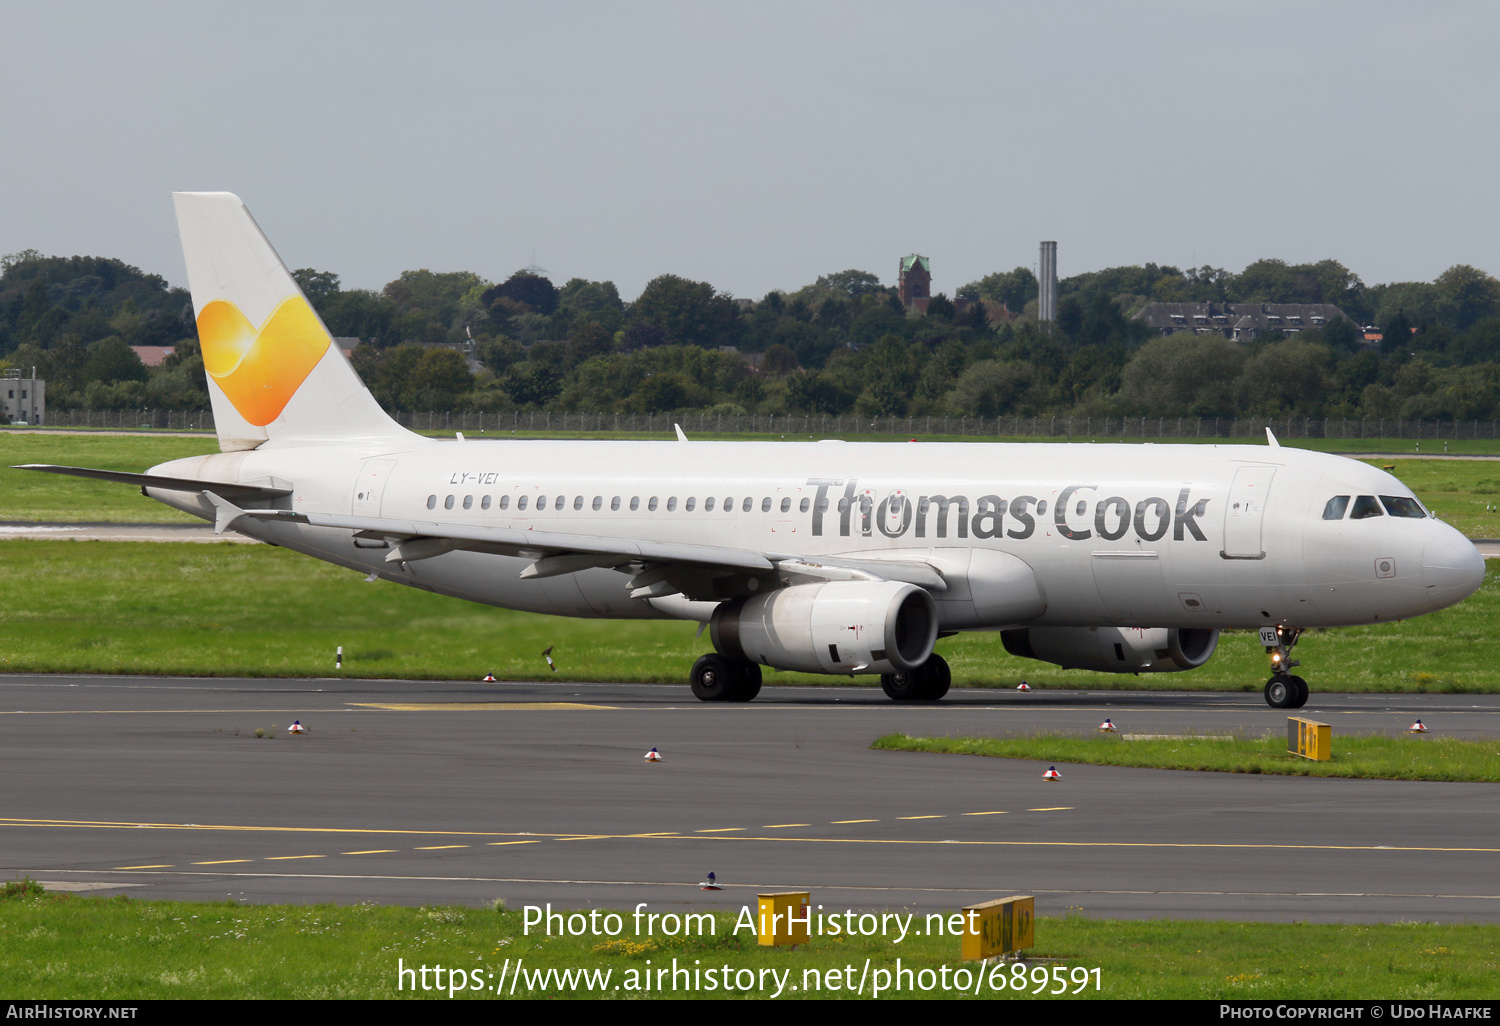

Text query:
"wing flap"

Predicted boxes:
[[205, 498, 776, 574]]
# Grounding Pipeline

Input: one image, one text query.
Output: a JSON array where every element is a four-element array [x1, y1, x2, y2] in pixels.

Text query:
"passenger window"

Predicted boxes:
[[1380, 495, 1427, 518], [1349, 495, 1383, 519], [574, 496, 584, 511], [800, 498, 810, 513], [592, 496, 603, 511], [630, 497, 640, 511], [611, 496, 621, 511], [705, 497, 716, 511], [1322, 496, 1350, 520], [761, 497, 772, 512], [686, 497, 696, 511], [427, 495, 437, 510], [444, 495, 455, 510], [743, 497, 754, 512], [463, 495, 473, 510], [481, 495, 491, 510], [838, 498, 850, 512], [499, 495, 510, 510], [723, 497, 733, 511], [667, 497, 677, 511], [517, 495, 528, 510], [537, 496, 548, 511], [780, 497, 791, 512], [649, 497, 659, 511], [817, 497, 829, 512]]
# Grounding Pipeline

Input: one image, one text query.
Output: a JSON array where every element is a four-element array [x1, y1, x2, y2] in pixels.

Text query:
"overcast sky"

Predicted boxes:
[[2, 1, 1496, 300]]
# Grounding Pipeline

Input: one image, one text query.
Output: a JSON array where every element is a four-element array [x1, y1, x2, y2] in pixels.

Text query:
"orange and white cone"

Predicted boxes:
[[1016, 682, 1032, 692], [1099, 718, 1116, 732], [645, 747, 663, 762], [482, 673, 497, 682], [1043, 765, 1061, 781], [1408, 720, 1429, 733], [288, 720, 306, 734]]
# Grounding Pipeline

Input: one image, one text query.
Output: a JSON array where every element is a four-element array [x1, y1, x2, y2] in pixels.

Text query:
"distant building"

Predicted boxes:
[[899, 254, 931, 311], [1134, 302, 1353, 342], [129, 345, 175, 367], [1039, 241, 1058, 323], [3, 369, 44, 425]]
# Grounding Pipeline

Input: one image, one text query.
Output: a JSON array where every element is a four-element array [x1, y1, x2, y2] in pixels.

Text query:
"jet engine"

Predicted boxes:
[[711, 581, 938, 675], [1001, 626, 1219, 673]]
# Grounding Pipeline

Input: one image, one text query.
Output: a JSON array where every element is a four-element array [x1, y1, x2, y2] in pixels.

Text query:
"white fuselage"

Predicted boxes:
[[146, 438, 1484, 632]]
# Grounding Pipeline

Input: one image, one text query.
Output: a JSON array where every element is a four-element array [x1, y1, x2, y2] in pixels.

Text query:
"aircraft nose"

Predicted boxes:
[[1421, 533, 1486, 609]]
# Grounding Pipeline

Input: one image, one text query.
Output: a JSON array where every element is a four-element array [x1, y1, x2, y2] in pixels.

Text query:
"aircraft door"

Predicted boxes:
[[351, 459, 398, 517], [1222, 465, 1276, 559]]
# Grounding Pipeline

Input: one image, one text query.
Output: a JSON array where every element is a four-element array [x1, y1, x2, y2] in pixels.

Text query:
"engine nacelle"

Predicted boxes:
[[1001, 626, 1219, 673], [711, 581, 938, 675]]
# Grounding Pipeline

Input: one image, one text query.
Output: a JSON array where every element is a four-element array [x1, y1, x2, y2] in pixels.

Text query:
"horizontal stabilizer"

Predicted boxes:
[[12, 464, 292, 499]]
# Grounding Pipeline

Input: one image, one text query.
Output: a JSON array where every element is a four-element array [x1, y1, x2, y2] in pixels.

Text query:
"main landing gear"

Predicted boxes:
[[1262, 626, 1309, 709], [881, 653, 952, 702], [689, 653, 762, 702]]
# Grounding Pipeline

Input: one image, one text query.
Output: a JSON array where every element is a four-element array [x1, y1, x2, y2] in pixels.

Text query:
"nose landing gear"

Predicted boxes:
[[1261, 626, 1308, 708]]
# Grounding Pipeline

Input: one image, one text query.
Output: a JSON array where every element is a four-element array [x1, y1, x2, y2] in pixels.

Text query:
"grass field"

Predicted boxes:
[[873, 732, 1500, 782], [1, 540, 1497, 691], [2, 887, 1497, 999], [5, 431, 1500, 536]]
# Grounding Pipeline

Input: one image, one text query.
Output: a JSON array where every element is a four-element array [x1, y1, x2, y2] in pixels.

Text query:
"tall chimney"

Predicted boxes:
[[1038, 241, 1058, 323]]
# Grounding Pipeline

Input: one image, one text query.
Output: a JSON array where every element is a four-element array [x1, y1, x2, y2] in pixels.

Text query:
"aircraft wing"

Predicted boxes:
[[13, 464, 293, 500], [203, 493, 946, 600]]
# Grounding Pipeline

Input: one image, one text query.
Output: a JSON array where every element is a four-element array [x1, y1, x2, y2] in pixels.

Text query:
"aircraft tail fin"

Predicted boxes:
[[172, 192, 415, 451]]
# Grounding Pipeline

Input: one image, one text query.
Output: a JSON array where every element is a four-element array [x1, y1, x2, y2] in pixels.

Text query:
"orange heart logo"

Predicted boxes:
[[197, 296, 331, 426]]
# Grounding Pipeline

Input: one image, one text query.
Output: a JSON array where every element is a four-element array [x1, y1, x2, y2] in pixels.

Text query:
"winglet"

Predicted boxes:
[[1265, 427, 1280, 448], [675, 423, 689, 443], [202, 490, 247, 535]]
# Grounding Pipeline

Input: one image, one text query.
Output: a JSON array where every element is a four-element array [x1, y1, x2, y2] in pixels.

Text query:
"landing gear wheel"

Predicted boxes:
[[882, 654, 951, 702], [918, 653, 951, 700], [1288, 675, 1309, 708], [726, 662, 762, 703], [690, 654, 736, 702], [881, 670, 922, 701], [1265, 674, 1297, 709]]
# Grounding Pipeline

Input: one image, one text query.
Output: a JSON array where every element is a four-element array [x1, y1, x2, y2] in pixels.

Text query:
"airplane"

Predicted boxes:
[[16, 193, 1487, 708]]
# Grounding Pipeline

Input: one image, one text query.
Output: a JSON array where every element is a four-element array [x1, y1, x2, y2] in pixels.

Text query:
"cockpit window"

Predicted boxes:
[[1349, 494, 1384, 519], [1380, 495, 1427, 518], [1322, 496, 1350, 520]]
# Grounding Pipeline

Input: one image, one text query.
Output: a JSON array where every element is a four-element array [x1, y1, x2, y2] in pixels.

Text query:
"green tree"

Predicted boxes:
[[1435, 265, 1500, 331], [82, 337, 148, 384], [783, 369, 850, 414], [961, 267, 1037, 313], [944, 360, 1036, 417], [630, 274, 742, 349], [813, 269, 882, 298], [567, 321, 614, 365], [409, 348, 474, 409], [556, 278, 623, 332], [483, 271, 559, 316], [630, 372, 694, 412], [1236, 339, 1332, 417], [1116, 334, 1244, 417], [292, 268, 341, 301], [761, 343, 799, 377]]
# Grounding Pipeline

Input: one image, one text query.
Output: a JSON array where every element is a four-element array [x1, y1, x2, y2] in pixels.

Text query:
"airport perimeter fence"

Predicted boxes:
[[31, 407, 1500, 441]]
